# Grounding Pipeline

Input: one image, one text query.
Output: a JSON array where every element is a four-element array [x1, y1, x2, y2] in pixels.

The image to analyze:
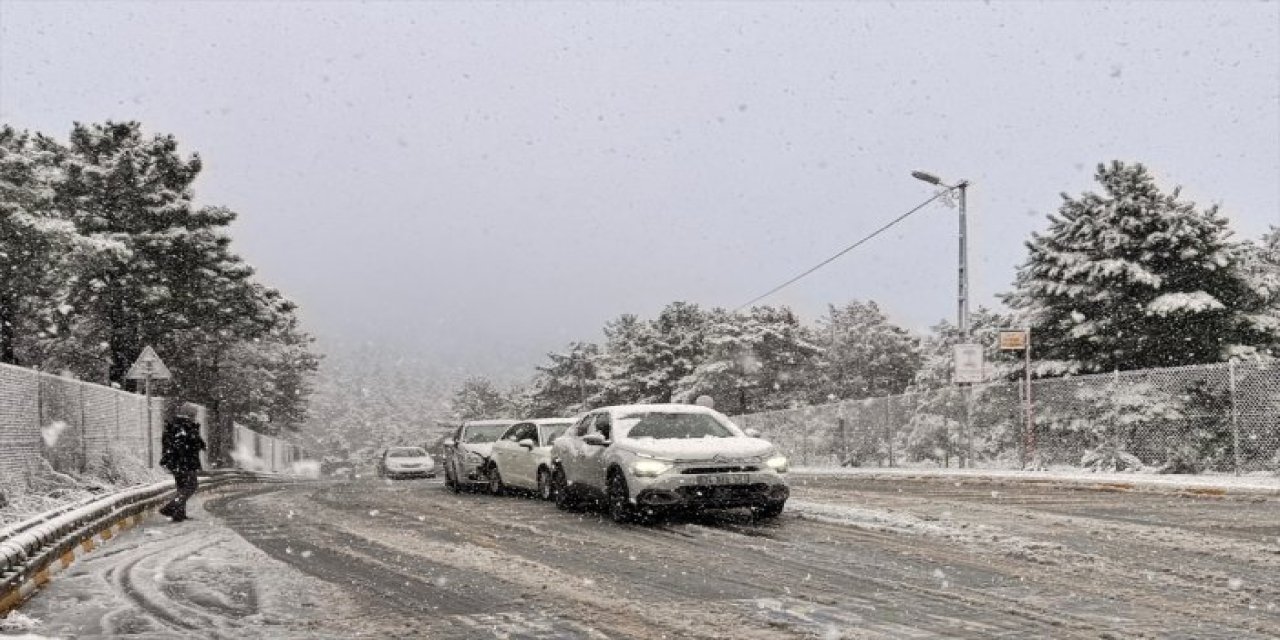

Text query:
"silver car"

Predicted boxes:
[[550, 404, 789, 523], [442, 419, 516, 492]]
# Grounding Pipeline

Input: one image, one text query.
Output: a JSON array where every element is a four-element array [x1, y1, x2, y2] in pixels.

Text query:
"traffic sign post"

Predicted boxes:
[[126, 346, 172, 468], [1000, 330, 1034, 467]]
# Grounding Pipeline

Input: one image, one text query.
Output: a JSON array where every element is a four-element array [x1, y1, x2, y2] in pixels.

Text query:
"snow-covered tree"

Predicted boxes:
[[49, 122, 210, 383], [526, 341, 600, 417], [450, 375, 513, 420], [1005, 161, 1271, 374], [1238, 227, 1280, 355], [0, 127, 123, 366], [676, 306, 822, 414], [813, 300, 921, 401]]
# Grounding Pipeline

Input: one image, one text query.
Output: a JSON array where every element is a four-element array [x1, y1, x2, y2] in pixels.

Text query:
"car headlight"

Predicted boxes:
[[464, 450, 485, 463], [632, 459, 672, 477], [765, 455, 789, 473]]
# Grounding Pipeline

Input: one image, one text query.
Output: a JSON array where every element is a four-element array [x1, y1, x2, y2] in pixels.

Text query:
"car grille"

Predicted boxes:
[[681, 465, 760, 474]]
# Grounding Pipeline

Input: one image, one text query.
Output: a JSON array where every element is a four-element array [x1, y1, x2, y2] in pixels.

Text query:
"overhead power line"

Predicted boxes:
[[734, 187, 957, 312]]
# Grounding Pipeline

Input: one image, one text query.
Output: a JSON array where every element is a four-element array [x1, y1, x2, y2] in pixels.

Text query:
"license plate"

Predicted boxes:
[[696, 473, 750, 486]]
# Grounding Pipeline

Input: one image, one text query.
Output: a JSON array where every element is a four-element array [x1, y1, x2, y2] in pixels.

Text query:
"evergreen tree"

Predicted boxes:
[[526, 342, 600, 417], [676, 306, 822, 414], [0, 127, 122, 366], [450, 375, 513, 420], [1005, 161, 1270, 374], [814, 300, 921, 401]]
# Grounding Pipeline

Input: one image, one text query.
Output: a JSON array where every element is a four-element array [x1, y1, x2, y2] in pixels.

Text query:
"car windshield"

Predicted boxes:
[[538, 423, 570, 445], [388, 447, 427, 458], [462, 425, 509, 443], [620, 412, 734, 440]]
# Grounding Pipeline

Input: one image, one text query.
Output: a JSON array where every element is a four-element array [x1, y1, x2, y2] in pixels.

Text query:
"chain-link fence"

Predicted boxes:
[[735, 360, 1280, 475], [0, 362, 179, 499], [231, 423, 308, 472]]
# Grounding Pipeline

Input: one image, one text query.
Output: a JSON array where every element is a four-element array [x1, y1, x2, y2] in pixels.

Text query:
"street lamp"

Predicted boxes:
[[912, 171, 970, 342]]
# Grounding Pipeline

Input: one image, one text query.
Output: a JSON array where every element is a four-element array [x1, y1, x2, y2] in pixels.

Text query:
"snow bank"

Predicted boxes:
[[793, 466, 1280, 495]]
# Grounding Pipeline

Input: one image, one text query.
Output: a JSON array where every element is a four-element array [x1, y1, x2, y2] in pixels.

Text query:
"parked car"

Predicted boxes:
[[442, 419, 516, 492], [550, 404, 789, 523], [377, 446, 436, 479], [486, 418, 574, 499]]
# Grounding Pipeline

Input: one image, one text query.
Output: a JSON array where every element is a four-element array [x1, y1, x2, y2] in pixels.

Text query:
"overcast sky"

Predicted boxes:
[[2, 1, 1278, 377]]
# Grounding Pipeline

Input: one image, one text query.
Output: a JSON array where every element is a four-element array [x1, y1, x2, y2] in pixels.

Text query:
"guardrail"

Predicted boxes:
[[0, 469, 280, 615]]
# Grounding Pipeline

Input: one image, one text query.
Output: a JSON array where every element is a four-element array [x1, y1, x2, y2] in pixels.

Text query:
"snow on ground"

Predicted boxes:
[[5, 494, 363, 639], [794, 466, 1280, 495]]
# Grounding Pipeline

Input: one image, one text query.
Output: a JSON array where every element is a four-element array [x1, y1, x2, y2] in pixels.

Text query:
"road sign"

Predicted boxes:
[[999, 330, 1029, 351], [953, 344, 985, 383], [125, 346, 172, 380]]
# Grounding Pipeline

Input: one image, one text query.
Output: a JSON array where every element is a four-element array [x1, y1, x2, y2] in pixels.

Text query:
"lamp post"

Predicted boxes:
[[911, 171, 970, 342], [913, 171, 973, 468]]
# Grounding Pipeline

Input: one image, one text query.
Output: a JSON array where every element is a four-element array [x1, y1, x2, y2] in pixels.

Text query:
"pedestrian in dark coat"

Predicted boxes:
[[159, 402, 206, 522]]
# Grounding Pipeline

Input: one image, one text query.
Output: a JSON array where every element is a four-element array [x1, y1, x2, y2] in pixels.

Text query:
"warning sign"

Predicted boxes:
[[999, 330, 1029, 351], [125, 346, 172, 380]]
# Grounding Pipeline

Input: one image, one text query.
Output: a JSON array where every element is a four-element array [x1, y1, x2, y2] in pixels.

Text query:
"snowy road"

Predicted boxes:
[[11, 475, 1280, 639]]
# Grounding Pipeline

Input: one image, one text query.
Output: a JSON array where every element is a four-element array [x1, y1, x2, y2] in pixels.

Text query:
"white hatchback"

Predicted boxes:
[[487, 418, 574, 499]]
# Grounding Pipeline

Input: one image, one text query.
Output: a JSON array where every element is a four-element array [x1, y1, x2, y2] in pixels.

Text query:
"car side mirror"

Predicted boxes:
[[518, 438, 535, 449], [744, 428, 760, 438], [582, 433, 608, 446], [443, 438, 456, 447]]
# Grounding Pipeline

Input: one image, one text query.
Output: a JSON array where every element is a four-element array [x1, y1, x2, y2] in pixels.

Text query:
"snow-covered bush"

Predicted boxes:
[[1081, 444, 1144, 473]]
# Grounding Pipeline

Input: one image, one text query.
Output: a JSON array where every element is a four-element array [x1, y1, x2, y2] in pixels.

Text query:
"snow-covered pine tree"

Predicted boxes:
[[0, 126, 70, 364], [526, 341, 600, 417], [52, 121, 206, 383], [676, 306, 822, 414], [1005, 161, 1270, 374], [814, 300, 921, 402], [450, 375, 514, 421], [1238, 227, 1280, 355]]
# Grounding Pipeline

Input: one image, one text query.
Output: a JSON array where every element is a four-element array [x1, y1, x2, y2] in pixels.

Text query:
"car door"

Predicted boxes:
[[578, 411, 612, 490], [560, 414, 595, 485], [517, 423, 543, 487], [491, 424, 521, 480]]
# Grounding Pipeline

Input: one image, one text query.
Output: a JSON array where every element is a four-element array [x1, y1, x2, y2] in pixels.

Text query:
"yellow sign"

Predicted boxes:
[[998, 330, 1028, 351]]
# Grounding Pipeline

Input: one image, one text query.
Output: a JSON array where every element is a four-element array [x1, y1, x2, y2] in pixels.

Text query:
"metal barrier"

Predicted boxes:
[[0, 469, 275, 614], [735, 360, 1280, 474]]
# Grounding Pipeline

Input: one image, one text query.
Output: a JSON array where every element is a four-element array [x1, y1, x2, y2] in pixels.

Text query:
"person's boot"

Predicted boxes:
[[159, 504, 175, 517]]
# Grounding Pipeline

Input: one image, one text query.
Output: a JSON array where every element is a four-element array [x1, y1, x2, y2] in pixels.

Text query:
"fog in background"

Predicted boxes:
[[3, 1, 1277, 378]]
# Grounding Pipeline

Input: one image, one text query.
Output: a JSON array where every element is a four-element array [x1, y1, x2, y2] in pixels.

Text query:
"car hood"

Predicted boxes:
[[461, 443, 495, 457], [617, 437, 774, 462]]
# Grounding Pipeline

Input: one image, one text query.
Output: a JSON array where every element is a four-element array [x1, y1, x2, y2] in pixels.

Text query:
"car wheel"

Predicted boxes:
[[537, 468, 554, 501], [752, 500, 786, 520], [607, 471, 641, 524], [487, 465, 506, 496]]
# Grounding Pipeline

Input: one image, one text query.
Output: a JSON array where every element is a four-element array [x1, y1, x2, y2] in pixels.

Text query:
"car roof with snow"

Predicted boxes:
[[597, 403, 726, 417]]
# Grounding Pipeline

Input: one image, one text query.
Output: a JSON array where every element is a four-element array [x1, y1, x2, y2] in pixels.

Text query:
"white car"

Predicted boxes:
[[550, 404, 789, 523], [442, 419, 516, 492], [377, 446, 436, 479], [486, 418, 574, 499]]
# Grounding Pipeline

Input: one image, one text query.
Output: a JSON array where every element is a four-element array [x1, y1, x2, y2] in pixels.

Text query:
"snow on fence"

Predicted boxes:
[[0, 362, 179, 501], [230, 423, 310, 474], [735, 360, 1280, 475]]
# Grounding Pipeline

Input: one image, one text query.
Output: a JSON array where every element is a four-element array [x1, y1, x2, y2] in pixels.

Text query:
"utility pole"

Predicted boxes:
[[913, 171, 975, 468]]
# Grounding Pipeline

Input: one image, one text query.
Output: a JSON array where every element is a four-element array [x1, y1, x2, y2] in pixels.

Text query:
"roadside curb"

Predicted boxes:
[[792, 469, 1280, 498], [0, 472, 277, 618]]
